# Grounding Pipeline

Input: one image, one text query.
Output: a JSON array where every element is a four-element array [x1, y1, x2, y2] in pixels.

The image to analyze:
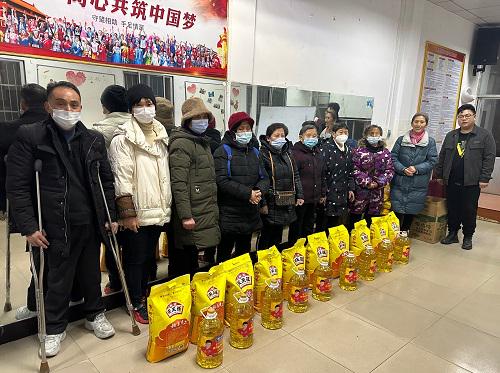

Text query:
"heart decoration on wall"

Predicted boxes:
[[232, 88, 240, 97], [66, 71, 87, 86], [187, 83, 197, 94]]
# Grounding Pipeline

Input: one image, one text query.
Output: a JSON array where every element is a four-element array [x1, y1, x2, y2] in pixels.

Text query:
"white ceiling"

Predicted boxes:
[[428, 0, 500, 25]]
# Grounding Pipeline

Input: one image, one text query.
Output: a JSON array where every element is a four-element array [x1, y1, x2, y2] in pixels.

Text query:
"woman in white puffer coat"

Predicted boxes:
[[108, 84, 172, 325]]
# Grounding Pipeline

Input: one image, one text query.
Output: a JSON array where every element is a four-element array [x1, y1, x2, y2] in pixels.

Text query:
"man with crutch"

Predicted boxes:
[[7, 81, 117, 357]]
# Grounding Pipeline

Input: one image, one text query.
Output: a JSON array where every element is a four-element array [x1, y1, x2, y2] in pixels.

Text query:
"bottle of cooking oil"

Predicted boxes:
[[312, 258, 333, 301], [339, 252, 358, 291], [394, 231, 410, 265], [358, 245, 377, 281], [229, 292, 254, 349], [261, 278, 284, 330], [377, 238, 394, 272], [196, 307, 224, 369], [287, 266, 309, 313]]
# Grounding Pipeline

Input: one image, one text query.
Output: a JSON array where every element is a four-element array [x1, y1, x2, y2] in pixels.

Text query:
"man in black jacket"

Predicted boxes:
[[6, 81, 118, 357], [435, 104, 496, 250], [0, 83, 48, 215]]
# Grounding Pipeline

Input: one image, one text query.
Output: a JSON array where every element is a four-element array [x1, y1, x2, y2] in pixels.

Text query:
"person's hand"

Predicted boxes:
[[27, 230, 49, 249], [479, 182, 489, 189], [259, 205, 269, 215], [249, 190, 262, 205], [404, 168, 414, 177], [319, 197, 326, 205], [435, 178, 444, 185], [182, 218, 196, 230], [121, 217, 140, 233], [105, 222, 119, 235], [369, 181, 378, 189], [296, 199, 305, 206], [349, 191, 355, 202], [407, 166, 417, 174]]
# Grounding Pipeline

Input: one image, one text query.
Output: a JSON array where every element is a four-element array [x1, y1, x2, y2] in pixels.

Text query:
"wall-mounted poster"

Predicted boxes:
[[417, 41, 465, 146], [37, 64, 116, 126], [185, 81, 225, 132], [0, 0, 228, 79]]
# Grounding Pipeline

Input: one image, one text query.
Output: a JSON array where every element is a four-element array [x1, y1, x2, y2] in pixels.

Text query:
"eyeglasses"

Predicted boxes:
[[457, 114, 474, 120]]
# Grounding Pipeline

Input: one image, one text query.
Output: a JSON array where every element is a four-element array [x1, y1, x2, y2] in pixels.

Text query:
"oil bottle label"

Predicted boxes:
[[270, 301, 283, 320], [344, 267, 357, 284], [387, 252, 393, 266], [315, 276, 332, 294], [289, 286, 308, 304], [402, 246, 410, 258], [237, 317, 254, 338], [200, 333, 223, 357], [369, 259, 377, 273]]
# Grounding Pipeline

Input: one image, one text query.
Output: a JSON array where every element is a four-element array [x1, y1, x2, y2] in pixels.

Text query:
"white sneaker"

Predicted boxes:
[[41, 331, 66, 357], [85, 312, 115, 339], [15, 306, 37, 320]]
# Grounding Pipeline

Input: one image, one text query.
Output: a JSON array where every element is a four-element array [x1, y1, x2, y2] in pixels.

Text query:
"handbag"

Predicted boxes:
[[269, 152, 296, 206]]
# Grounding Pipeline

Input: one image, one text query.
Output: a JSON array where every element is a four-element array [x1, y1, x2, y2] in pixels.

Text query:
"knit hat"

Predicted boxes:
[[100, 85, 128, 113], [180, 97, 214, 127], [155, 97, 174, 126], [127, 84, 156, 112], [228, 112, 254, 131]]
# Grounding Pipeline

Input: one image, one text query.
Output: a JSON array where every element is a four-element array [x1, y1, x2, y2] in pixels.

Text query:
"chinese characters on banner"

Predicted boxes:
[[0, 0, 228, 79]]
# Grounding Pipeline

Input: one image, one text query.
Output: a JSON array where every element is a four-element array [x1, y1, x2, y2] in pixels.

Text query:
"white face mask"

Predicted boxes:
[[52, 109, 81, 130], [133, 106, 156, 124], [335, 134, 348, 144]]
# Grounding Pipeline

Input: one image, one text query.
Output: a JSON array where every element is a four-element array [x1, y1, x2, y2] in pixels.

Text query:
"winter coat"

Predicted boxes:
[[92, 112, 131, 148], [320, 139, 355, 217], [434, 125, 496, 186], [205, 127, 222, 154], [390, 131, 438, 214], [169, 127, 220, 249], [214, 131, 269, 234], [351, 143, 394, 215], [108, 117, 172, 226], [291, 141, 325, 204], [259, 136, 304, 226], [6, 119, 116, 257]]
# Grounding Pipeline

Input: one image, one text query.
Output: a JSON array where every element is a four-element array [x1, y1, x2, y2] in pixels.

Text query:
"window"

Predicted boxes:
[[477, 65, 500, 157], [123, 72, 174, 101], [0, 59, 25, 122], [256, 86, 286, 122]]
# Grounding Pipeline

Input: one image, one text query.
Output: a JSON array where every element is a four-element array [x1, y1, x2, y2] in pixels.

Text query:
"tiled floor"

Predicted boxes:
[[1, 220, 500, 372]]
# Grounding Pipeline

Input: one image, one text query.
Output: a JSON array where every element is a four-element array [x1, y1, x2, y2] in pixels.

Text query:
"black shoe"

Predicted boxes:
[[462, 236, 473, 250], [441, 231, 459, 245]]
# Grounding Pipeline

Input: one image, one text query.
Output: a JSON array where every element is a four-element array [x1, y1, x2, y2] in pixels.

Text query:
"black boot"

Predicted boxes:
[[462, 236, 473, 250], [441, 231, 459, 245]]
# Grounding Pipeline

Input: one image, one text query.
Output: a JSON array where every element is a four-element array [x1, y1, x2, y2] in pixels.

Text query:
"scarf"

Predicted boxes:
[[410, 130, 425, 145]]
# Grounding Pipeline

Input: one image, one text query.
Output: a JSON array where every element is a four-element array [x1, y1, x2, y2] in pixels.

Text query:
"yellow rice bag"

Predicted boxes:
[[146, 274, 191, 363], [380, 185, 392, 216], [281, 238, 306, 300], [328, 225, 349, 278], [305, 232, 330, 284], [350, 219, 371, 257], [370, 216, 390, 250], [254, 246, 283, 312], [385, 211, 401, 242], [189, 265, 226, 344], [223, 253, 254, 325]]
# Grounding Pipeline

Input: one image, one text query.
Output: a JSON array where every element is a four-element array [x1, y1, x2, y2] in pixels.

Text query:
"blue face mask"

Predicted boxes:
[[190, 119, 209, 134], [235, 131, 253, 145], [303, 137, 318, 148], [271, 137, 287, 150], [367, 136, 381, 145]]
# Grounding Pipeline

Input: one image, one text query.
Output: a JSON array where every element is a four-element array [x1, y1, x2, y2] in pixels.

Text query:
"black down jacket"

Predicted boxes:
[[6, 119, 116, 257], [259, 136, 304, 226], [213, 131, 269, 234]]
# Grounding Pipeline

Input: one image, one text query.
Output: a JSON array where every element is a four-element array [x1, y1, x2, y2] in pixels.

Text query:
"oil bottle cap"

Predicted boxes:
[[383, 238, 391, 244], [399, 231, 408, 237], [235, 292, 249, 303], [268, 278, 280, 289], [293, 266, 305, 275], [319, 258, 329, 267], [346, 251, 355, 258], [205, 307, 217, 319], [365, 244, 374, 251]]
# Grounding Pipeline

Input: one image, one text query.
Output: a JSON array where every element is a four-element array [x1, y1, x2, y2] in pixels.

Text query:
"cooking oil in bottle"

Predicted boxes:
[[377, 238, 394, 272], [312, 259, 333, 301], [229, 292, 254, 349], [196, 307, 224, 369], [394, 231, 410, 265], [339, 252, 358, 291], [287, 266, 309, 313], [261, 278, 284, 330], [358, 244, 377, 281]]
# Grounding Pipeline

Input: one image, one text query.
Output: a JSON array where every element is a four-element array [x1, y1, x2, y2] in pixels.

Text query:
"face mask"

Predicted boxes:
[[271, 137, 287, 150], [335, 134, 348, 144], [190, 118, 209, 134], [133, 106, 156, 124], [367, 136, 381, 145], [52, 109, 80, 130], [303, 137, 318, 148], [236, 131, 252, 145]]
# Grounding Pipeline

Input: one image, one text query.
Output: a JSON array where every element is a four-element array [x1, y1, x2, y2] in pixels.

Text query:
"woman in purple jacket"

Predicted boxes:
[[350, 125, 394, 227]]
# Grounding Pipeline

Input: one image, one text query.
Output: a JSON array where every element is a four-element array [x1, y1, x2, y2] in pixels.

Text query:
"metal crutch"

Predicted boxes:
[[4, 154, 11, 312], [96, 161, 140, 336], [29, 159, 49, 373]]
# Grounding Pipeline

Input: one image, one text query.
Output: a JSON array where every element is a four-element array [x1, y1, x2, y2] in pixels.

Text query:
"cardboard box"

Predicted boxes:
[[410, 197, 447, 244]]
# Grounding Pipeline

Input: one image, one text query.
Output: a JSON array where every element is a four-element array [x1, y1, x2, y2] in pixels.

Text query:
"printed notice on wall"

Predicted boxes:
[[417, 42, 465, 146]]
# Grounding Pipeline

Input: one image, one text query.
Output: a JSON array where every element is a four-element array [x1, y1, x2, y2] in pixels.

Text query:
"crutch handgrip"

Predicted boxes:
[[34, 159, 43, 173]]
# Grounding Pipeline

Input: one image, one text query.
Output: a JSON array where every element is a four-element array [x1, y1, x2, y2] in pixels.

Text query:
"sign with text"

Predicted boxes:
[[0, 0, 228, 79]]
